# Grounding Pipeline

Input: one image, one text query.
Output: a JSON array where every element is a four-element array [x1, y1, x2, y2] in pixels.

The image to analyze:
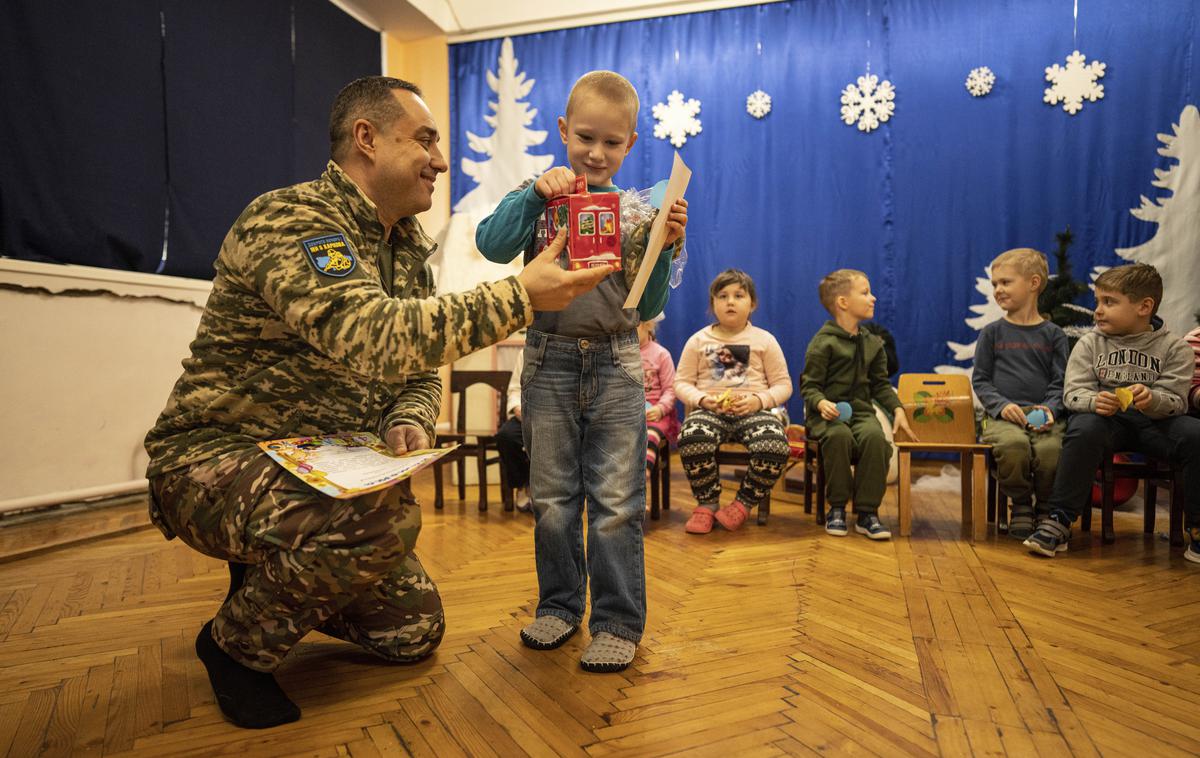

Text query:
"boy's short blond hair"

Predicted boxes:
[[818, 269, 867, 315], [566, 71, 639, 131], [1094, 263, 1163, 315], [991, 248, 1050, 293]]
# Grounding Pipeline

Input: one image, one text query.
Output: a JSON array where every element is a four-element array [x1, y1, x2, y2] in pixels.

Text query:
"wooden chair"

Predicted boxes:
[[648, 435, 672, 521], [1081, 454, 1185, 546], [432, 370, 513, 512], [988, 451, 1186, 546], [715, 444, 771, 526], [894, 374, 991, 543]]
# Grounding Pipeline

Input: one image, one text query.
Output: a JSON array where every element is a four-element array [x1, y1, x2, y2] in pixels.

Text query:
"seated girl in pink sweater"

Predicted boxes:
[[639, 318, 679, 475], [674, 269, 792, 534]]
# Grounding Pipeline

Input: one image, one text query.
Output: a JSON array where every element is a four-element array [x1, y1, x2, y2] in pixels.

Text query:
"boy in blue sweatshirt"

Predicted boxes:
[[475, 70, 688, 671]]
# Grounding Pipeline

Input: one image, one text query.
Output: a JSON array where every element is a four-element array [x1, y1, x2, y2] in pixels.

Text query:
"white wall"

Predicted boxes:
[[0, 259, 209, 508]]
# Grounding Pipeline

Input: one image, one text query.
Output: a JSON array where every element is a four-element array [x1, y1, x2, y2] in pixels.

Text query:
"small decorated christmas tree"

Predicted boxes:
[[1038, 226, 1095, 344]]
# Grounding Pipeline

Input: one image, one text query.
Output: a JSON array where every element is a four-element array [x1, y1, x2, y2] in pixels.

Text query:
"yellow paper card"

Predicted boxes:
[[1114, 386, 1134, 411]]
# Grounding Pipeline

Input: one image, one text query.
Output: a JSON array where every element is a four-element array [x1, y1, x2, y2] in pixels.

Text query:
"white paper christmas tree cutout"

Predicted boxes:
[[840, 73, 895, 132], [453, 37, 554, 216], [431, 37, 553, 297], [934, 264, 1005, 378], [746, 90, 772, 119], [652, 90, 702, 147], [1043, 50, 1105, 115], [1113, 105, 1200, 336], [965, 66, 995, 97]]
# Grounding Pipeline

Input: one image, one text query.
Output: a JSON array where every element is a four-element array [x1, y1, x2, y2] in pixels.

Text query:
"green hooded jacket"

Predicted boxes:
[[800, 321, 902, 430]]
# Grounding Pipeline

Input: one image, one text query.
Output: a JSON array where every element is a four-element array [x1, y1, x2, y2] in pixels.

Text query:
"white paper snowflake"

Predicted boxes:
[[652, 90, 702, 147], [965, 66, 995, 97], [840, 73, 895, 133], [746, 89, 772, 119], [1044, 50, 1105, 115]]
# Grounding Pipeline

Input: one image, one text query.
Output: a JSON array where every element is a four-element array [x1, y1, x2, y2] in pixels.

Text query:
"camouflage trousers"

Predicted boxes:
[[149, 446, 444, 672]]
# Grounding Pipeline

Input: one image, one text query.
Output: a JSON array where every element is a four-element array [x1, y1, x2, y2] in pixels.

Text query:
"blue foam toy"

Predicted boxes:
[[1026, 408, 1047, 427], [835, 401, 853, 423], [648, 179, 669, 209], [646, 401, 654, 411]]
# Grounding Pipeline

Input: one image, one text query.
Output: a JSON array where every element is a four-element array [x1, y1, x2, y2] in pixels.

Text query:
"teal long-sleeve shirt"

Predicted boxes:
[[475, 180, 673, 337]]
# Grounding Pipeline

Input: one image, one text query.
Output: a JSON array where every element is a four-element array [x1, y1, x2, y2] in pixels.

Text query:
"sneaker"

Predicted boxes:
[[685, 507, 715, 534], [1185, 528, 1200, 565], [1008, 504, 1036, 540], [1024, 515, 1071, 557], [714, 500, 749, 531], [855, 513, 891, 540], [825, 508, 848, 537], [515, 487, 532, 513]]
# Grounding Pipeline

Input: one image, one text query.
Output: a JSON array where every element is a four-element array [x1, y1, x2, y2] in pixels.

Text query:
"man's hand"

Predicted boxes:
[[1000, 403, 1026, 427], [1129, 383, 1153, 411], [534, 167, 576, 200], [893, 408, 918, 442], [818, 399, 839, 421], [386, 424, 429, 455], [517, 229, 612, 311], [1094, 391, 1120, 416], [646, 405, 663, 422], [664, 198, 689, 247]]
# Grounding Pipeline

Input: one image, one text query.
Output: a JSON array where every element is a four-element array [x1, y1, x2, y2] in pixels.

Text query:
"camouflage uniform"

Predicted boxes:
[[145, 161, 531, 672]]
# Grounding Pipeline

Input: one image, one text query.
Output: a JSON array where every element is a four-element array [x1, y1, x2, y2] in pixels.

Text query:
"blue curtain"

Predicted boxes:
[[0, 0, 380, 280], [449, 0, 1200, 419]]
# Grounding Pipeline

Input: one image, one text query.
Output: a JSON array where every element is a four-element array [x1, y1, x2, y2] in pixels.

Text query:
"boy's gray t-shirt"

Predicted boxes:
[[971, 319, 1069, 418]]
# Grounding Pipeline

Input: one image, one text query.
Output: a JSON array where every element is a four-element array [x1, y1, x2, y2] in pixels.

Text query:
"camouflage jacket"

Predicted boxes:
[[145, 161, 531, 477]]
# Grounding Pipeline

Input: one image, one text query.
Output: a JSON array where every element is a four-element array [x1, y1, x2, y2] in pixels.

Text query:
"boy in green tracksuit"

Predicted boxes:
[[800, 269, 916, 539]]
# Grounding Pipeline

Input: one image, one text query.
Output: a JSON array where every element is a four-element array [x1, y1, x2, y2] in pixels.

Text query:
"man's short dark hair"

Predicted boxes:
[[329, 76, 422, 160]]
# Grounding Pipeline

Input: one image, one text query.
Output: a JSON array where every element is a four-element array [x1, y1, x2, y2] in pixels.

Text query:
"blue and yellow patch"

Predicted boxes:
[[301, 234, 357, 277]]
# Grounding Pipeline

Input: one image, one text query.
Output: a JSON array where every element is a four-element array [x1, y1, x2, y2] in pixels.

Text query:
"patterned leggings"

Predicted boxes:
[[677, 410, 789, 508]]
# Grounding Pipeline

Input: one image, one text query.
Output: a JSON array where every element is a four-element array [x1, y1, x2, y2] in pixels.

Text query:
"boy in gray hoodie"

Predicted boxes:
[[1025, 264, 1200, 563]]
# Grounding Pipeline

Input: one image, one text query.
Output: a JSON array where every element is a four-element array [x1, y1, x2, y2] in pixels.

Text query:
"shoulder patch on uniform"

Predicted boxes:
[[301, 233, 357, 277]]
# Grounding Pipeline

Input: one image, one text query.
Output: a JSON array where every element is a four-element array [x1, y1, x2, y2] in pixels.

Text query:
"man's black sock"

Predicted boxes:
[[194, 620, 300, 729]]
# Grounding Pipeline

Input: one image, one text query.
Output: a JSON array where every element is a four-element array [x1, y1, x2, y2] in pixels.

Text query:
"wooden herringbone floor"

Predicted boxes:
[[0, 459, 1198, 757]]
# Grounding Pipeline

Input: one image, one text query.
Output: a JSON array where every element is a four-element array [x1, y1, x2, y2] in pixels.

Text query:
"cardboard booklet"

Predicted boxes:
[[258, 433, 457, 499]]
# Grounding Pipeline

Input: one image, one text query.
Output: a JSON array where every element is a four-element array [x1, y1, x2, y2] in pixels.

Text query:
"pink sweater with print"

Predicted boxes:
[[674, 323, 792, 411], [641, 339, 677, 416]]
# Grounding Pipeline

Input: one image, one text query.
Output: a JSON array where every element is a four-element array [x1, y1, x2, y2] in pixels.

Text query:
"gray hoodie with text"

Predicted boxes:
[[1063, 326, 1193, 419]]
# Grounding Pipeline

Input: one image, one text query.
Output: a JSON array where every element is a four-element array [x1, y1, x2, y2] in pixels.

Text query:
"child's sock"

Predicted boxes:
[[195, 620, 301, 729]]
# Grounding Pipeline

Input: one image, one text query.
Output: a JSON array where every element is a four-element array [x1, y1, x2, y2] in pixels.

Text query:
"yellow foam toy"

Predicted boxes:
[[1115, 386, 1134, 412]]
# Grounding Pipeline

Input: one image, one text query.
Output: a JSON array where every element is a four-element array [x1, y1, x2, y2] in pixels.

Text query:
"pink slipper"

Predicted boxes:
[[714, 500, 749, 531], [685, 507, 715, 534]]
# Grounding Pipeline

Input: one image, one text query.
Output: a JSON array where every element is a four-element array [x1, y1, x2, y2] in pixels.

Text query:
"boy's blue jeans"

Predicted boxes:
[[1047, 410, 1200, 527], [521, 329, 647, 643]]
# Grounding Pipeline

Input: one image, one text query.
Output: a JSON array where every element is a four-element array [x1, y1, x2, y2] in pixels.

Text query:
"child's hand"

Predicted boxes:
[[729, 394, 762, 416], [386, 424, 429, 455], [646, 406, 663, 422], [534, 167, 576, 199], [893, 408, 918, 442], [1000, 403, 1026, 427], [1128, 383, 1153, 411], [817, 399, 840, 421], [1031, 405, 1054, 431], [1094, 391, 1120, 416], [664, 198, 689, 246], [699, 394, 720, 412]]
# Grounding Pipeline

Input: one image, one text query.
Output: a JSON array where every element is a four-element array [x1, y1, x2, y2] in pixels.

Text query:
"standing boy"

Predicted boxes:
[[972, 248, 1069, 538], [1024, 264, 1200, 562], [475, 71, 688, 671], [800, 270, 916, 540]]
